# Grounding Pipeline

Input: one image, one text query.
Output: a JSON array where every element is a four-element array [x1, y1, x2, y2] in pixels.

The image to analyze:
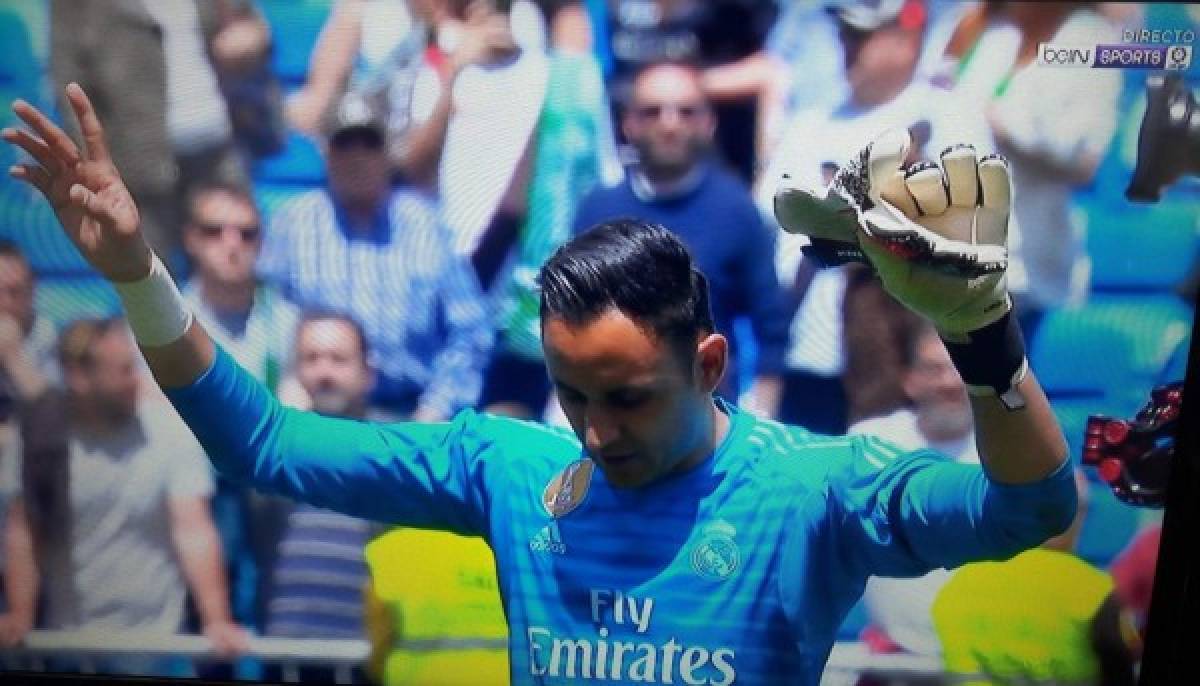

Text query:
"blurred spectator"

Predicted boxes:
[[0, 243, 48, 650], [49, 0, 282, 274], [1110, 523, 1161, 643], [261, 312, 378, 684], [850, 321, 976, 659], [180, 183, 302, 638], [841, 264, 924, 424], [755, 0, 988, 435], [596, 0, 778, 182], [258, 92, 492, 420], [757, 0, 969, 160], [14, 319, 247, 676], [0, 241, 57, 387], [364, 527, 507, 686], [572, 61, 788, 415], [285, 0, 432, 139], [393, 0, 619, 419], [932, 471, 1139, 686], [943, 2, 1122, 342]]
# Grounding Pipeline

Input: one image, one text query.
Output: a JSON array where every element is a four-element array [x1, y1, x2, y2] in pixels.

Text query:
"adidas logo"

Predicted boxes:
[[529, 521, 566, 555]]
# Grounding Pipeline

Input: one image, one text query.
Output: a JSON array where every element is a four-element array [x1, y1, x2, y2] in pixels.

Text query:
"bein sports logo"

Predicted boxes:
[[1038, 42, 1193, 70]]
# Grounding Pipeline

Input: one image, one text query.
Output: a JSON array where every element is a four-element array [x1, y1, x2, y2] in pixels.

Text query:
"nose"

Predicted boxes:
[[583, 405, 621, 454]]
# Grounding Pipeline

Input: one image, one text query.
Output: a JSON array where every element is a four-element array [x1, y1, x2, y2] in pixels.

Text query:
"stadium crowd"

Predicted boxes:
[[0, 0, 1194, 683]]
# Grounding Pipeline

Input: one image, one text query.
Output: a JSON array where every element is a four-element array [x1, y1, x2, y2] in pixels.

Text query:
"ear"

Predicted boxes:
[[694, 333, 728, 394], [621, 108, 639, 143], [901, 368, 919, 402]]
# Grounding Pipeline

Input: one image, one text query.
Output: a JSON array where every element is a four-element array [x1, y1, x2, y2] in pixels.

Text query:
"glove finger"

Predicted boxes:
[[865, 128, 919, 219], [979, 153, 1012, 212], [773, 179, 862, 242], [941, 144, 979, 207], [978, 153, 1012, 246], [904, 161, 950, 216], [862, 206, 1007, 277]]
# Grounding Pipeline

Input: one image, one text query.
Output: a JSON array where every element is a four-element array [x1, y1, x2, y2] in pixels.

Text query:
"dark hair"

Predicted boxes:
[[538, 219, 715, 360], [296, 309, 371, 363]]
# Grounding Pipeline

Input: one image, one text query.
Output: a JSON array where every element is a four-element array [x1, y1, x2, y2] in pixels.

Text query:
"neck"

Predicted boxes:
[[342, 198, 384, 233], [641, 163, 695, 186], [200, 278, 255, 315], [674, 398, 731, 475]]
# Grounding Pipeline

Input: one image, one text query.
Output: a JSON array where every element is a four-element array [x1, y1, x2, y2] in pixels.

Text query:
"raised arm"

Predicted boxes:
[[2, 85, 493, 534]]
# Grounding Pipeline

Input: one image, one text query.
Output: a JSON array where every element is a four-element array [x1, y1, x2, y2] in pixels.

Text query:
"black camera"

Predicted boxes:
[[1126, 72, 1200, 203]]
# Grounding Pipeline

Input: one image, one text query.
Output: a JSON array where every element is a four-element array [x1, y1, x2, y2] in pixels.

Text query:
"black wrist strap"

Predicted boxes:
[[941, 309, 1029, 410]]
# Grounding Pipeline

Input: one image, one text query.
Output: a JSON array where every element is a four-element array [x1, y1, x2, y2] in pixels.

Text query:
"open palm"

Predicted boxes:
[[2, 83, 151, 282]]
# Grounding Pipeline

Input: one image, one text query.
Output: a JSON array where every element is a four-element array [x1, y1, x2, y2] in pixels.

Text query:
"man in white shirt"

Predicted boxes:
[[849, 322, 977, 657], [180, 183, 301, 638], [10, 319, 248, 676], [754, 0, 990, 434]]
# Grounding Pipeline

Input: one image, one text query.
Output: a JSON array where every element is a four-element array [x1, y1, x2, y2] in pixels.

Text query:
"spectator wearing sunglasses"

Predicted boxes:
[[258, 92, 493, 421], [572, 60, 789, 418], [180, 182, 301, 647]]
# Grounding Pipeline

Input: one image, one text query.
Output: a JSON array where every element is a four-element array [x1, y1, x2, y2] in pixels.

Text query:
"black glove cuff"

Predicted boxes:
[[941, 310, 1029, 408]]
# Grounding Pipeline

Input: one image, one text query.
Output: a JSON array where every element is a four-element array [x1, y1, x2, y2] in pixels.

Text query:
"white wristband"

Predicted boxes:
[[112, 254, 194, 347]]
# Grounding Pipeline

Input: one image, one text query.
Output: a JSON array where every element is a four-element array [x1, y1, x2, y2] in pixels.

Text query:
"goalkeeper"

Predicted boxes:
[[5, 86, 1074, 685]]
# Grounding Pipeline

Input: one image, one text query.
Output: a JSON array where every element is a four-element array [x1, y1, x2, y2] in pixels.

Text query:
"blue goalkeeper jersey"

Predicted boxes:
[[167, 347, 1076, 685]]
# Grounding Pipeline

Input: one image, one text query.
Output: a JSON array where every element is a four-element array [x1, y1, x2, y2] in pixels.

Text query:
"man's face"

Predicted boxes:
[[843, 24, 921, 105], [904, 332, 972, 440], [622, 65, 716, 178], [0, 254, 34, 331], [326, 128, 391, 210], [295, 319, 372, 418], [543, 309, 713, 489], [183, 190, 261, 288], [68, 329, 140, 424]]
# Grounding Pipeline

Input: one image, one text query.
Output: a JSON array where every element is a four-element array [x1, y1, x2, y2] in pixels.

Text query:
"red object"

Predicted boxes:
[[1103, 420, 1131, 445], [1098, 458, 1124, 484]]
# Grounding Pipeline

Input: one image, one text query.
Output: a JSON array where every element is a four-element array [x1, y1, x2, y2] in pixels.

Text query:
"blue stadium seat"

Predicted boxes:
[[253, 182, 317, 225], [1084, 294, 1193, 383], [0, 183, 92, 274], [1077, 482, 1141, 569], [34, 276, 121, 330], [258, 0, 333, 86], [0, 9, 40, 97], [252, 130, 326, 185], [1085, 201, 1198, 292], [837, 598, 869, 642], [1031, 306, 1139, 400]]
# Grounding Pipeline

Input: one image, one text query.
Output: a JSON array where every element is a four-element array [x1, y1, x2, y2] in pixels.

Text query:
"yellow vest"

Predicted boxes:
[[931, 549, 1114, 686], [364, 528, 509, 685]]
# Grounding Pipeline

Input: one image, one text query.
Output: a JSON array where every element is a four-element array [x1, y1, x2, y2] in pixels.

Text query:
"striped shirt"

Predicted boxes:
[[257, 188, 493, 416], [265, 504, 374, 639]]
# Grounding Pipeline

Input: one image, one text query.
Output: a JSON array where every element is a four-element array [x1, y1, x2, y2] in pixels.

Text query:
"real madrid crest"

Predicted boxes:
[[542, 458, 595, 518], [691, 520, 740, 581]]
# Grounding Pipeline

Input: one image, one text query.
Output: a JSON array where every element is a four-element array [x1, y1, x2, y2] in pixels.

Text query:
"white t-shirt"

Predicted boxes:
[[849, 408, 978, 656], [410, 49, 550, 256], [985, 10, 1121, 307], [143, 0, 234, 155], [757, 81, 993, 376], [34, 402, 215, 634]]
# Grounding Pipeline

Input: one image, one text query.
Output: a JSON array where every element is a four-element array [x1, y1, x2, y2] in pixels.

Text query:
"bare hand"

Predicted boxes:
[[0, 612, 33, 647], [203, 620, 251, 658], [212, 18, 270, 73], [450, 0, 518, 73], [2, 83, 153, 283]]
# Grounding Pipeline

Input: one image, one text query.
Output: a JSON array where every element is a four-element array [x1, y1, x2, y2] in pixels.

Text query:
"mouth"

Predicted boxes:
[[598, 453, 636, 467]]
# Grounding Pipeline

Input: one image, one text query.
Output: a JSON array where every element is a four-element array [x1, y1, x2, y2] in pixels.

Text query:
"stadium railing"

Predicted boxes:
[[0, 631, 950, 684]]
